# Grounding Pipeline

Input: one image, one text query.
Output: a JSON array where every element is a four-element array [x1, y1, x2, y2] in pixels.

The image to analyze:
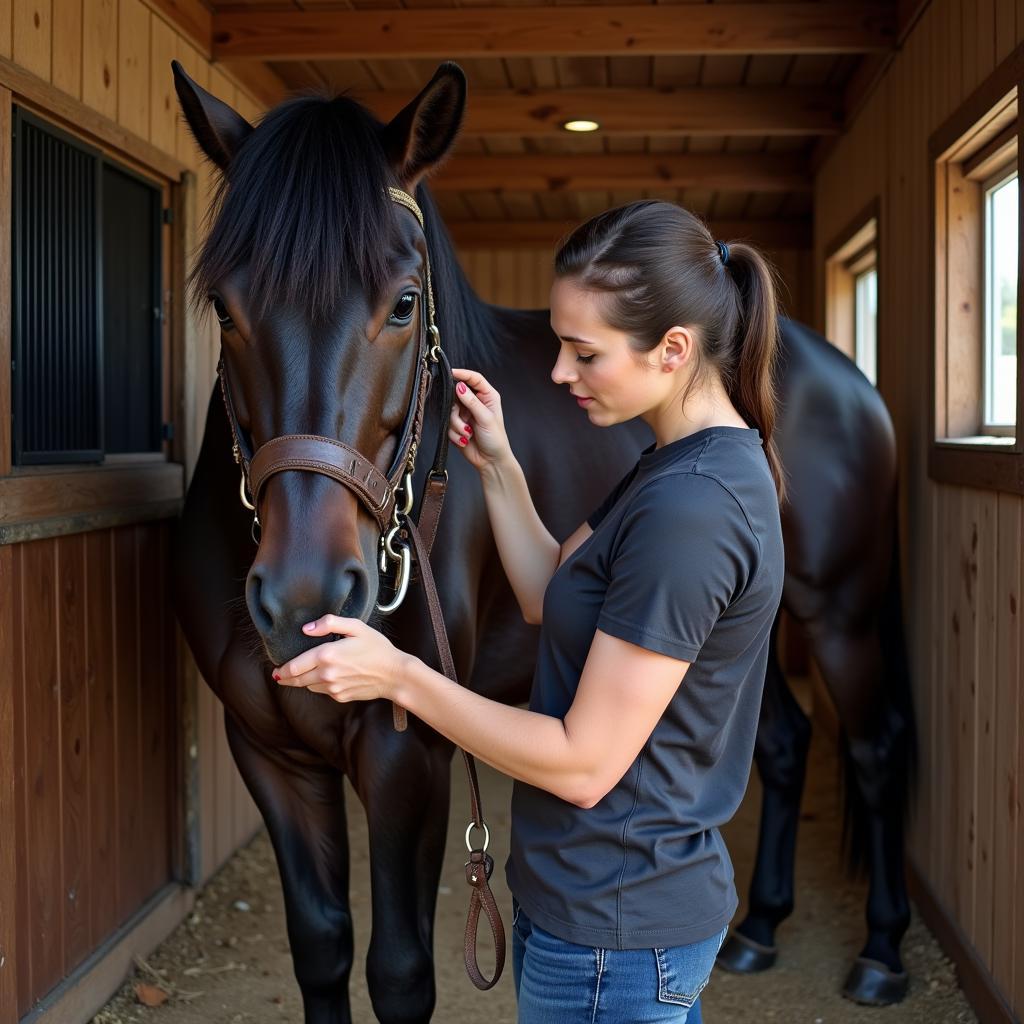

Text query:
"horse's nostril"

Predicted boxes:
[[336, 561, 368, 618], [246, 565, 278, 635]]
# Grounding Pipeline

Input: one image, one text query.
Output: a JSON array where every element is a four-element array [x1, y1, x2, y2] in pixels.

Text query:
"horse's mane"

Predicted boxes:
[[188, 90, 500, 368]]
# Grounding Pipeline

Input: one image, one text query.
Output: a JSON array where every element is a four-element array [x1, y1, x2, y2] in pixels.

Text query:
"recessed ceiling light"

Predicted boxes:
[[562, 119, 600, 133]]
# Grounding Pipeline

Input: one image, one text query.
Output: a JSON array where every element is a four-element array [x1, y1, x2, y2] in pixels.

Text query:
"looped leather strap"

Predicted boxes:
[[464, 850, 504, 990]]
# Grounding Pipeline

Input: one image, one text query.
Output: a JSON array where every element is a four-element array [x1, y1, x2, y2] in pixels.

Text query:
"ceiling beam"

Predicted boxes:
[[363, 87, 843, 137], [432, 152, 812, 193], [212, 4, 896, 61], [449, 219, 812, 250]]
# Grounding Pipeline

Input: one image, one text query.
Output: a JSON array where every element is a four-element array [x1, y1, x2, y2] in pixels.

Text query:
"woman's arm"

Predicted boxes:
[[276, 614, 690, 808], [449, 369, 572, 623]]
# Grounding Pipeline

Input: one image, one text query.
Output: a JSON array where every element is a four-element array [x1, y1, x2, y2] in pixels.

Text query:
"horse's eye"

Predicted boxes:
[[388, 293, 417, 325], [211, 296, 233, 327]]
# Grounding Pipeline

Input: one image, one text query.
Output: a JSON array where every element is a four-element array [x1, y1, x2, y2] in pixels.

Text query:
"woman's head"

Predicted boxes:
[[550, 200, 784, 500]]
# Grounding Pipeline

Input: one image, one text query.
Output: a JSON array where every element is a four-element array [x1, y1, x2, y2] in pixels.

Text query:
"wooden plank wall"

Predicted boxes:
[[459, 245, 814, 323], [0, 524, 176, 1020], [0, 2, 265, 1013], [814, 0, 1023, 1015]]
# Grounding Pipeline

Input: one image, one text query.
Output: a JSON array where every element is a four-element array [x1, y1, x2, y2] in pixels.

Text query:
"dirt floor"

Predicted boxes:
[[94, 708, 976, 1024]]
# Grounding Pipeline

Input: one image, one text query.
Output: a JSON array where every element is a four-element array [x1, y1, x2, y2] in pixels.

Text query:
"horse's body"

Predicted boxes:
[[170, 62, 915, 1023]]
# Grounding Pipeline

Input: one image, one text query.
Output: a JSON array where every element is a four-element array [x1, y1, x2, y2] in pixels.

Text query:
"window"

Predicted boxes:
[[11, 107, 163, 466], [983, 168, 1017, 431], [854, 265, 877, 385], [825, 203, 879, 386], [929, 43, 1024, 493]]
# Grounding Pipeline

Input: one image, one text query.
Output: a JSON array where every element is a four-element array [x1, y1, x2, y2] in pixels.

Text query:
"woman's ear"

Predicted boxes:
[[661, 326, 696, 371], [381, 62, 467, 190], [171, 59, 253, 172]]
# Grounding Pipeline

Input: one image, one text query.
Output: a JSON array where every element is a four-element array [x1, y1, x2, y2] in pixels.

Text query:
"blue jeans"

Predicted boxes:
[[511, 898, 728, 1023]]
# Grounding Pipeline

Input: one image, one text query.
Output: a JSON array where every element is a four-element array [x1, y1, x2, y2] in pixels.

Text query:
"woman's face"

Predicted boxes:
[[549, 277, 665, 426]]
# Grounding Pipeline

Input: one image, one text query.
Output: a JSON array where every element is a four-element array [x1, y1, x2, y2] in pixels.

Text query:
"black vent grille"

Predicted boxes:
[[13, 110, 102, 464]]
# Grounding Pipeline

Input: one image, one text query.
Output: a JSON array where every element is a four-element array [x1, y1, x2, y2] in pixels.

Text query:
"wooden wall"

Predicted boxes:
[[459, 244, 815, 324], [0, 2, 264, 1019], [814, 0, 1023, 1016], [0, 524, 177, 1020]]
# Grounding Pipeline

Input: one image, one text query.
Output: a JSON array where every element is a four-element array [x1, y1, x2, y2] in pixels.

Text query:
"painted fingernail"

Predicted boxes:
[[272, 671, 281, 680], [465, 425, 473, 435], [459, 437, 467, 446], [457, 382, 467, 394]]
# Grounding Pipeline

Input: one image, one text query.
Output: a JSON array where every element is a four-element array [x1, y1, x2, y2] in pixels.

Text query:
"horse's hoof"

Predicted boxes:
[[841, 957, 909, 1005], [715, 930, 778, 973]]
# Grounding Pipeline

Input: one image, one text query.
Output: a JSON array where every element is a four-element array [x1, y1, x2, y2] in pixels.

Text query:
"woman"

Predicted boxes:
[[274, 200, 785, 1022]]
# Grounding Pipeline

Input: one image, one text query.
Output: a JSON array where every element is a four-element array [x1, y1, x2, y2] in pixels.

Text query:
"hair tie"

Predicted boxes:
[[716, 240, 730, 266]]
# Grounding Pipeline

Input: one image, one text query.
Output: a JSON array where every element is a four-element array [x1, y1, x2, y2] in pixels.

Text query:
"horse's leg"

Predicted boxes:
[[350, 703, 451, 1024], [804, 612, 912, 1006], [225, 713, 356, 1024], [718, 615, 811, 973]]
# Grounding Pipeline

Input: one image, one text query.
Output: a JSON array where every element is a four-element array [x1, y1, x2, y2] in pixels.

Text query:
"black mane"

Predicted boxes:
[[189, 90, 499, 368]]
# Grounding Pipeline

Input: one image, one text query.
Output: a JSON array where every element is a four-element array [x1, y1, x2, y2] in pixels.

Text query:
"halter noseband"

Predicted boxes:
[[216, 185, 449, 615]]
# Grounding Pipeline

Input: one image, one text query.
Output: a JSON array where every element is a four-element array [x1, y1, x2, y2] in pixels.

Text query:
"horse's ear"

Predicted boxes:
[[382, 62, 466, 188], [171, 59, 253, 172]]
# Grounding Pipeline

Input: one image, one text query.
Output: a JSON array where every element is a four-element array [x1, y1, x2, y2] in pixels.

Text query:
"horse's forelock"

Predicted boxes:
[[188, 93, 401, 325]]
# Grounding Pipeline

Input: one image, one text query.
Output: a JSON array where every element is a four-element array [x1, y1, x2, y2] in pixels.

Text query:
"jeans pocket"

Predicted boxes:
[[653, 927, 729, 1007], [511, 898, 531, 945]]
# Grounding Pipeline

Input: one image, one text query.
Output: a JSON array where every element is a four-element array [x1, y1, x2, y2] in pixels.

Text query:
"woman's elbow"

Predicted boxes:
[[560, 774, 611, 809], [521, 604, 543, 626]]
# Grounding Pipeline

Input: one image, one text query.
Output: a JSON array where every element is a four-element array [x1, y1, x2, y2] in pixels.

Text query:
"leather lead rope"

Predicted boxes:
[[404, 518, 506, 990]]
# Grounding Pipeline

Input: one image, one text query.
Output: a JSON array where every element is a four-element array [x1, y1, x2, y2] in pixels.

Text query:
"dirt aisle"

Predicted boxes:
[[95, 725, 974, 1024]]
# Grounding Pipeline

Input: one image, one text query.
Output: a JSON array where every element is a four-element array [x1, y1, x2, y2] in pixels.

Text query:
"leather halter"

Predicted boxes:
[[215, 185, 504, 990]]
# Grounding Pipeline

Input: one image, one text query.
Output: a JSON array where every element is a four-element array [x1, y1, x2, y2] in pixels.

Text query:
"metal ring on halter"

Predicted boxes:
[[383, 523, 405, 562], [251, 514, 261, 546], [375, 542, 411, 614], [239, 474, 256, 511], [428, 324, 442, 363], [465, 821, 490, 853]]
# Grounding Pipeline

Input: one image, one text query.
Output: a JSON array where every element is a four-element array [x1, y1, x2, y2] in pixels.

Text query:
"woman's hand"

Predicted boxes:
[[449, 368, 513, 474], [272, 615, 407, 703]]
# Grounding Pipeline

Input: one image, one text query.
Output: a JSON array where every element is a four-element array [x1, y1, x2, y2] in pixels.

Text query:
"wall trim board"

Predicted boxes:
[[0, 56, 185, 183], [17, 884, 194, 1024], [907, 860, 1017, 1024]]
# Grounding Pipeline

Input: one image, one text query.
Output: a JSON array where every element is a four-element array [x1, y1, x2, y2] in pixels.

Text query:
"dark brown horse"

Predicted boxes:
[[170, 61, 915, 1023]]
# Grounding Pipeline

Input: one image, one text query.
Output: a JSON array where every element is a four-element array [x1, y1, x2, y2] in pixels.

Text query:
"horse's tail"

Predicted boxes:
[[839, 504, 919, 877]]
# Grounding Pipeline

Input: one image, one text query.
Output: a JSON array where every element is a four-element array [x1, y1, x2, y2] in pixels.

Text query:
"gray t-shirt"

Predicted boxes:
[[505, 425, 784, 949]]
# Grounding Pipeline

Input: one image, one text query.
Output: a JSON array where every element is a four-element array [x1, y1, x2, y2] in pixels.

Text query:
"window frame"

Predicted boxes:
[[0, 73, 189, 544], [824, 199, 880, 386], [929, 43, 1024, 494]]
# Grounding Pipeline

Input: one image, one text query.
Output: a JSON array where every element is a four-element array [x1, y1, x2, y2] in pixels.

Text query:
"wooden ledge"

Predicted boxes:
[[0, 462, 185, 543]]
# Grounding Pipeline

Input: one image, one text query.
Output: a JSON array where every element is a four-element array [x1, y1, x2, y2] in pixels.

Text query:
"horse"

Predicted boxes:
[[169, 60, 916, 1023]]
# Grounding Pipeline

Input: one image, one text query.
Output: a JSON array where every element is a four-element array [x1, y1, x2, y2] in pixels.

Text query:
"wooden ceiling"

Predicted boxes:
[[159, 0, 912, 248]]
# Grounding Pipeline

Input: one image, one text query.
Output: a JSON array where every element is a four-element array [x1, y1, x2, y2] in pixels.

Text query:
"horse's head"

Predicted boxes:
[[173, 61, 467, 665]]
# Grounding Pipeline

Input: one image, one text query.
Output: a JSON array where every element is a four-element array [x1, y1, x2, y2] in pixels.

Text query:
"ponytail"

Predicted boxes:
[[720, 242, 785, 503], [556, 201, 786, 504]]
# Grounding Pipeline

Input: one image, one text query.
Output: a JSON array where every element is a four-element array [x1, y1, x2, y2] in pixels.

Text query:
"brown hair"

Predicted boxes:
[[555, 201, 785, 503]]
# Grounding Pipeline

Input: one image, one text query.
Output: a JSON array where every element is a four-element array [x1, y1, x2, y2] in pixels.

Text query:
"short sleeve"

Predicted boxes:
[[596, 473, 757, 661], [586, 463, 640, 529]]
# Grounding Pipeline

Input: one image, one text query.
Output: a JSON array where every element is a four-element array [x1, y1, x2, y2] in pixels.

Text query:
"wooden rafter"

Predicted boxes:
[[431, 153, 812, 193], [449, 219, 812, 249], [211, 4, 896, 61], [363, 87, 843, 137]]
